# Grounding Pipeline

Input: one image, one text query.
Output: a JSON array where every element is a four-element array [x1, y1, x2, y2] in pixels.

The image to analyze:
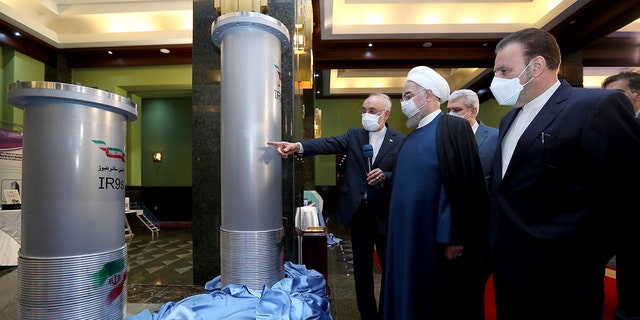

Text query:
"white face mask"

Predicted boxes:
[[490, 60, 534, 106], [401, 99, 421, 118], [362, 113, 381, 131], [449, 109, 470, 119]]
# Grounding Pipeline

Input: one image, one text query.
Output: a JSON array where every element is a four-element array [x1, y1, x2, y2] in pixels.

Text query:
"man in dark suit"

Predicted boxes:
[[602, 70, 640, 320], [488, 28, 640, 320], [268, 93, 405, 320], [447, 89, 499, 189]]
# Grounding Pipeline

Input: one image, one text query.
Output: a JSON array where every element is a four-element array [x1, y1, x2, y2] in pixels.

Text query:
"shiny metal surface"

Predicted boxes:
[[7, 81, 136, 320], [212, 12, 289, 290], [8, 81, 138, 121]]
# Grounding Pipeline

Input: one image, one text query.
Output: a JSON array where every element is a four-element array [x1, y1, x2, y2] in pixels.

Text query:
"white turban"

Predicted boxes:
[[405, 66, 450, 104]]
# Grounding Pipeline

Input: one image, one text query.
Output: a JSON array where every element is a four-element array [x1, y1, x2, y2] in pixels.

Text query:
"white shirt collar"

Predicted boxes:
[[521, 80, 561, 112], [417, 109, 442, 129], [369, 125, 387, 139], [471, 121, 479, 134]]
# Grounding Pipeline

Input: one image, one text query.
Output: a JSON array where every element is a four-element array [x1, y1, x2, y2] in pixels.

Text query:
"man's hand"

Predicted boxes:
[[445, 245, 464, 260], [267, 141, 300, 158], [366, 168, 385, 185]]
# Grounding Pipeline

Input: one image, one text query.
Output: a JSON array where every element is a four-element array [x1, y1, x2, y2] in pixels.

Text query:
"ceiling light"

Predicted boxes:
[[160, 48, 170, 54], [368, 43, 373, 47], [13, 32, 21, 37], [107, 51, 113, 55], [422, 42, 433, 48]]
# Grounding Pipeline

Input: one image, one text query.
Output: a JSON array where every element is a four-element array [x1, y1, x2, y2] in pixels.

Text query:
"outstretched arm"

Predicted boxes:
[[267, 141, 301, 158]]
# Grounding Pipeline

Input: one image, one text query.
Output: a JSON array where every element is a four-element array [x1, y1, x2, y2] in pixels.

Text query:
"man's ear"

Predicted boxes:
[[532, 56, 545, 75]]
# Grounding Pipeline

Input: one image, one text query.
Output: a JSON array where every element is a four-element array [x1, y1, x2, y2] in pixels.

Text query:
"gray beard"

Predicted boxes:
[[405, 114, 420, 128]]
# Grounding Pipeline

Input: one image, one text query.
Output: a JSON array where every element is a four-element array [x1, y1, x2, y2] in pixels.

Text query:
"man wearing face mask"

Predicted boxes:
[[383, 66, 490, 320], [447, 89, 499, 189], [268, 93, 405, 320], [488, 28, 640, 320]]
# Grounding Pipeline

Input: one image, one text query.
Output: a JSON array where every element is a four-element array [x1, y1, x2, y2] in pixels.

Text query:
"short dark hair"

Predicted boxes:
[[496, 28, 561, 71], [602, 71, 640, 92]]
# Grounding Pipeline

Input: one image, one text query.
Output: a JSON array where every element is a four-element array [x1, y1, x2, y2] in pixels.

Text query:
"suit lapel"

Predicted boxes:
[[507, 81, 569, 176], [359, 128, 369, 146], [373, 126, 396, 166], [475, 124, 488, 148]]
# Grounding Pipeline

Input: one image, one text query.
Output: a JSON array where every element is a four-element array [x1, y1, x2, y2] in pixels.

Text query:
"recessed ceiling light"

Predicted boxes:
[[368, 43, 373, 47], [14, 32, 21, 37], [422, 42, 433, 48], [107, 51, 113, 55], [160, 48, 170, 54]]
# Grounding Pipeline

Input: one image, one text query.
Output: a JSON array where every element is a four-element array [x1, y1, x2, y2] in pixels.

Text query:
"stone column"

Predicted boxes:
[[192, 0, 222, 285]]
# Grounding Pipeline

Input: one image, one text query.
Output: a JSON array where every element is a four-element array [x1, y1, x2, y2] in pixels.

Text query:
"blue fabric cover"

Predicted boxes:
[[126, 262, 332, 320]]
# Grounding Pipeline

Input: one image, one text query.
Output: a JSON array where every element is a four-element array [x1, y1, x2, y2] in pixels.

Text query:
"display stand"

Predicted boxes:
[[300, 227, 330, 298]]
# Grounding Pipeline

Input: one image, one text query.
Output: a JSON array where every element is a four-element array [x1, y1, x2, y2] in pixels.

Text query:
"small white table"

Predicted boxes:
[[0, 209, 21, 266]]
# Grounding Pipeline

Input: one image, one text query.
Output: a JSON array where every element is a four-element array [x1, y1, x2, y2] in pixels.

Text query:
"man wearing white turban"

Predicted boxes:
[[383, 66, 490, 320]]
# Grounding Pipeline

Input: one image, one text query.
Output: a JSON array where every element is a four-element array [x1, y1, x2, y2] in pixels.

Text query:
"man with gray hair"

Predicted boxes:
[[447, 89, 499, 189], [269, 93, 405, 320], [383, 66, 490, 320]]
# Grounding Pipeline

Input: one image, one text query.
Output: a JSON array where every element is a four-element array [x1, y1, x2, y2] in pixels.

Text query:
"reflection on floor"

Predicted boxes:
[[0, 213, 379, 319]]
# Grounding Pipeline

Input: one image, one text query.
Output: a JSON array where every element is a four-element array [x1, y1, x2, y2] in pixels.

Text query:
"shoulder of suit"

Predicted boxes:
[[478, 121, 498, 131], [386, 125, 406, 137]]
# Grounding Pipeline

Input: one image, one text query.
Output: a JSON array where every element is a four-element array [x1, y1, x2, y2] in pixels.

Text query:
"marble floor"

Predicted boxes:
[[0, 212, 380, 319]]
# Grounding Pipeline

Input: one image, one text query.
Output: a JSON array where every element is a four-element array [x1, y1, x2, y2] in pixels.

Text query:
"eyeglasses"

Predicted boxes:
[[401, 90, 426, 102], [361, 108, 385, 115]]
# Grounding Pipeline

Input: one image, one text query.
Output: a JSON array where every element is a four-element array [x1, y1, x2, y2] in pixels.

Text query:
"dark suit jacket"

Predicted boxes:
[[300, 124, 405, 229], [490, 80, 640, 284], [475, 121, 499, 189]]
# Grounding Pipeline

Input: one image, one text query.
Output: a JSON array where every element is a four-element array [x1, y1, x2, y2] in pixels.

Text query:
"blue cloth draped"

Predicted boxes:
[[126, 262, 332, 320]]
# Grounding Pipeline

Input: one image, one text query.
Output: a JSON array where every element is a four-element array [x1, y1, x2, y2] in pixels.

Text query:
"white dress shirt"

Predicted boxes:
[[501, 80, 561, 177]]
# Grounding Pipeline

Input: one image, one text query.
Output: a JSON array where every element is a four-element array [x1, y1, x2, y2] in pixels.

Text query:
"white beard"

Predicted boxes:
[[405, 114, 421, 129]]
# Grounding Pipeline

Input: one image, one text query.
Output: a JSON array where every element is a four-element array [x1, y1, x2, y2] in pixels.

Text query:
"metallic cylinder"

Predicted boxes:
[[8, 81, 137, 320], [212, 11, 290, 289]]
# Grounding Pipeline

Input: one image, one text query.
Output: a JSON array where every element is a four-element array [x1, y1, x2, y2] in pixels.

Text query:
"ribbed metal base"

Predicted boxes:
[[220, 228, 285, 290], [17, 246, 127, 320]]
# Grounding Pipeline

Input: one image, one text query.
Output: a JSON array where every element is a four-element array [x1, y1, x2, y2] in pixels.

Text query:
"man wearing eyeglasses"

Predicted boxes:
[[268, 93, 405, 320], [383, 66, 490, 320]]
